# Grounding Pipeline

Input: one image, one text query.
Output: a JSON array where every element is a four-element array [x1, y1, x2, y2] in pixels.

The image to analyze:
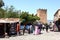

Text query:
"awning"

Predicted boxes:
[[0, 18, 20, 23]]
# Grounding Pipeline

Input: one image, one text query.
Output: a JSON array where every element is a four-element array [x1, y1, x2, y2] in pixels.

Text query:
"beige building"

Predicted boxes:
[[54, 9, 60, 21], [37, 9, 47, 24], [53, 9, 60, 31]]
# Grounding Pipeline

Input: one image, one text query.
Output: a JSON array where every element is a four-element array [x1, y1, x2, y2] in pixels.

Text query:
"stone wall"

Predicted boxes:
[[37, 9, 47, 24]]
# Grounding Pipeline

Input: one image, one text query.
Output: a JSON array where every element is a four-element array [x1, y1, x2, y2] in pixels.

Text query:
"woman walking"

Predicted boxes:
[[34, 25, 40, 35], [16, 22, 20, 36], [23, 25, 26, 35]]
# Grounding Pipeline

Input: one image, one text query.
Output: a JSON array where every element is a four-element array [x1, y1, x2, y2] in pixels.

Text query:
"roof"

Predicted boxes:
[[0, 18, 20, 23]]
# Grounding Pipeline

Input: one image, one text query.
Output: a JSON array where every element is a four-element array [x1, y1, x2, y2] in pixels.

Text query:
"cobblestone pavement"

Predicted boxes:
[[0, 30, 60, 40]]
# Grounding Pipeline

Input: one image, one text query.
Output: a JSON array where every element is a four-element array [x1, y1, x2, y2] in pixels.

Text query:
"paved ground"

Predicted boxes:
[[0, 30, 60, 40]]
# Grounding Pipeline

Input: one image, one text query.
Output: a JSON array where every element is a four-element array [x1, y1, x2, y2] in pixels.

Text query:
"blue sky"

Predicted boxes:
[[3, 0, 60, 20]]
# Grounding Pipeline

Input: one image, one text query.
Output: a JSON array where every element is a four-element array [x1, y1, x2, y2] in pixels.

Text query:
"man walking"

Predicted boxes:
[[45, 24, 49, 32], [23, 25, 26, 35]]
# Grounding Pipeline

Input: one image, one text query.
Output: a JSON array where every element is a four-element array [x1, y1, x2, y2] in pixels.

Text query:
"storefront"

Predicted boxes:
[[0, 18, 20, 37]]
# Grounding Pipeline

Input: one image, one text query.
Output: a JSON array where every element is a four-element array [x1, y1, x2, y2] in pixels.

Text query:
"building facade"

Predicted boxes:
[[37, 9, 47, 24], [54, 9, 60, 21], [53, 9, 60, 31]]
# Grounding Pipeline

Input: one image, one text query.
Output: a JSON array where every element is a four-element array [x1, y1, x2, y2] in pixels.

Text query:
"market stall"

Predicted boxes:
[[0, 18, 20, 37]]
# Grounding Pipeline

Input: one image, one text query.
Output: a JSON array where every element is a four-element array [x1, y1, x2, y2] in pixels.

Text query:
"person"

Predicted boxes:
[[49, 22, 53, 29], [50, 22, 54, 31], [16, 22, 20, 36], [32, 24, 35, 34], [27, 25, 30, 34], [58, 25, 60, 31], [34, 25, 40, 35], [45, 24, 49, 32], [30, 25, 33, 33], [42, 24, 45, 31], [5, 32, 9, 38], [23, 25, 26, 35], [39, 23, 42, 33], [34, 22, 41, 35]]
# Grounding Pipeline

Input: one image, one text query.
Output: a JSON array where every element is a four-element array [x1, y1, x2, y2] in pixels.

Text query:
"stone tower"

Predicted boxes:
[[37, 9, 47, 24]]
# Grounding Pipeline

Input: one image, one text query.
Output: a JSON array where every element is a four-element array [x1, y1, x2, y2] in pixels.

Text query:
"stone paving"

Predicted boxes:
[[0, 30, 60, 40]]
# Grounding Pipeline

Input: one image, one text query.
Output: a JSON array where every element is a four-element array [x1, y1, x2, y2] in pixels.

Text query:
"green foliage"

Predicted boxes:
[[0, 8, 5, 18], [5, 6, 19, 18], [44, 23, 48, 26], [27, 14, 40, 22], [6, 11, 19, 18], [6, 12, 19, 18], [20, 11, 40, 25], [0, 5, 40, 25], [0, 0, 4, 7], [20, 11, 28, 19], [0, 6, 19, 18]]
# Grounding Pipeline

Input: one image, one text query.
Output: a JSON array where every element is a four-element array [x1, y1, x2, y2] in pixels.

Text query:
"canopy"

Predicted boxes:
[[0, 18, 20, 23], [0, 20, 6, 23]]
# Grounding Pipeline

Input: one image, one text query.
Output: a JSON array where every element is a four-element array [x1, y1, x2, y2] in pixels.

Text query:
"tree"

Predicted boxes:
[[20, 11, 29, 25], [5, 6, 19, 18], [20, 11, 40, 25], [0, 6, 20, 18], [0, 8, 5, 18], [0, 0, 4, 7], [0, 0, 5, 18]]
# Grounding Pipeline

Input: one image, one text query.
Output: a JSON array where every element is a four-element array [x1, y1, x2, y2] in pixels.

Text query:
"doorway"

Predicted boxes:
[[0, 23, 5, 38], [6, 23, 10, 36]]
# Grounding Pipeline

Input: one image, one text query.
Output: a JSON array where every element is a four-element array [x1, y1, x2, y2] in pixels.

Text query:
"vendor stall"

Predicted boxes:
[[0, 18, 20, 37]]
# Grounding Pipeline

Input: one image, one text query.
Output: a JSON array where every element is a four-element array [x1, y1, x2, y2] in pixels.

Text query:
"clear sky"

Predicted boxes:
[[3, 0, 60, 20]]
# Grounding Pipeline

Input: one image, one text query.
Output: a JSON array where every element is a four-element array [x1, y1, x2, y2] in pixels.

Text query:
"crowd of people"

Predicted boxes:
[[15, 19, 60, 36], [19, 22, 54, 35], [2, 20, 60, 38], [4, 21, 59, 37]]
